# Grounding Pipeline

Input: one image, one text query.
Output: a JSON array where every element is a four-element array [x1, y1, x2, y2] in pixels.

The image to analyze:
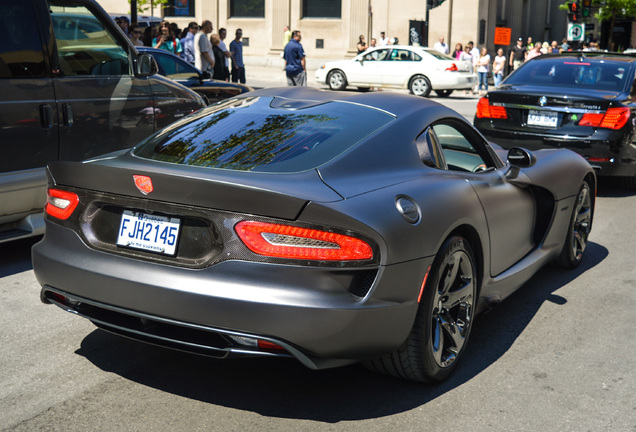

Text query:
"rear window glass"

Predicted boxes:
[[506, 58, 631, 92], [133, 96, 395, 173]]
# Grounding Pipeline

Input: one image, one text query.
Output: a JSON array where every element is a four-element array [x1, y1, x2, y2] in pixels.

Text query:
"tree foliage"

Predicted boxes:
[[128, 0, 168, 14], [559, 0, 636, 21]]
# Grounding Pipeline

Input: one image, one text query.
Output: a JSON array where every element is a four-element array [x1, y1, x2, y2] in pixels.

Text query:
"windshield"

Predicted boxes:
[[134, 96, 395, 173], [505, 58, 630, 92]]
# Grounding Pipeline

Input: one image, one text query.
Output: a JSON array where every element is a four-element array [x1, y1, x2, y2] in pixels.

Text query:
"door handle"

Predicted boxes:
[[39, 104, 53, 130], [62, 103, 73, 129]]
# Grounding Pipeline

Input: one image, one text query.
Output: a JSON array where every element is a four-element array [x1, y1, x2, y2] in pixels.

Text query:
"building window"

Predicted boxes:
[[303, 0, 341, 18], [230, 0, 265, 18], [164, 0, 195, 17]]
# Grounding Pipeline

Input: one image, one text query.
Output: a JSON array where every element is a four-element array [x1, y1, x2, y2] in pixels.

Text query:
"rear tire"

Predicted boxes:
[[409, 75, 432, 97], [327, 70, 347, 91], [365, 236, 476, 382], [557, 183, 592, 268]]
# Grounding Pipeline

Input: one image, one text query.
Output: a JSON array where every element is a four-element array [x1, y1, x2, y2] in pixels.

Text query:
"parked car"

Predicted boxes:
[[138, 47, 251, 104], [474, 52, 636, 188], [0, 0, 206, 244], [315, 45, 476, 97], [34, 87, 595, 383]]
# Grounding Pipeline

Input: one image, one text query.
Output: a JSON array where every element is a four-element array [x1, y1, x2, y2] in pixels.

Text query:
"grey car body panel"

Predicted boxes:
[[33, 88, 596, 367], [0, 0, 205, 243]]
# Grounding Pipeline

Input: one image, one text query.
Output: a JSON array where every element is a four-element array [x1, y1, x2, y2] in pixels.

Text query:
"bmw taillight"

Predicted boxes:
[[45, 189, 79, 220], [235, 221, 373, 261], [476, 97, 507, 119], [445, 63, 459, 72], [579, 107, 630, 130]]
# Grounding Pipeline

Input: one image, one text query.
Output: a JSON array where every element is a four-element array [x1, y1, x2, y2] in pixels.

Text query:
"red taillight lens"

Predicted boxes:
[[445, 63, 459, 72], [235, 221, 373, 261], [257, 340, 286, 351], [476, 97, 507, 119], [579, 107, 630, 130], [45, 189, 79, 220]]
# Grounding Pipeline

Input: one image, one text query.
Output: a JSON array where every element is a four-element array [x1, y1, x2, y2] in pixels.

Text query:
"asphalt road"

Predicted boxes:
[[1, 85, 635, 432]]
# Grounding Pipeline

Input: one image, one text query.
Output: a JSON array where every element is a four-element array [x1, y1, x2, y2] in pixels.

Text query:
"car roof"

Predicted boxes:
[[530, 52, 636, 64]]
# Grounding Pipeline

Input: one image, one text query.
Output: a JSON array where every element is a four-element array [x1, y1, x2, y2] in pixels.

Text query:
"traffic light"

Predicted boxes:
[[567, 1, 581, 22], [581, 0, 591, 17]]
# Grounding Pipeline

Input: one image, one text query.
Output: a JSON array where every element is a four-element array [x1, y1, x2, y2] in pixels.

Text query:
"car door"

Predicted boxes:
[[346, 48, 389, 85], [426, 120, 536, 276], [381, 48, 421, 86], [0, 0, 58, 175], [48, 0, 154, 162]]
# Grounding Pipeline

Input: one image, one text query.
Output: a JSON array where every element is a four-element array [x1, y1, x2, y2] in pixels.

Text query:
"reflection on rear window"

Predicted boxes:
[[506, 58, 629, 92], [134, 96, 395, 173]]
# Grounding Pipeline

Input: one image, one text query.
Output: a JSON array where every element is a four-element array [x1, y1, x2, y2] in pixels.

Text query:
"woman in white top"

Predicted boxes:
[[492, 48, 506, 87], [477, 47, 491, 94]]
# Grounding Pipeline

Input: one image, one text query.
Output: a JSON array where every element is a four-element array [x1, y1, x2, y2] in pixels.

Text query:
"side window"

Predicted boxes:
[[155, 53, 198, 78], [430, 123, 492, 172], [0, 1, 46, 78], [389, 49, 414, 61], [49, 2, 130, 76], [364, 49, 389, 61]]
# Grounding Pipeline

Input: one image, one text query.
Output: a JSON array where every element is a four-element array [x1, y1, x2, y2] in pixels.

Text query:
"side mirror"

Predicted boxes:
[[357, 57, 364, 65], [201, 70, 212, 79], [137, 53, 158, 77], [507, 147, 536, 168]]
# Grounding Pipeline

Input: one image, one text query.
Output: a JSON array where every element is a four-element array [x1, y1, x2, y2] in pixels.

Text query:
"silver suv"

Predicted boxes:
[[0, 0, 206, 243]]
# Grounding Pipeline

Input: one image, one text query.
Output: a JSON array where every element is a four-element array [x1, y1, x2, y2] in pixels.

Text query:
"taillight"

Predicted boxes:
[[445, 63, 459, 72], [579, 107, 630, 130], [476, 97, 507, 119], [235, 221, 373, 261], [45, 189, 79, 220]]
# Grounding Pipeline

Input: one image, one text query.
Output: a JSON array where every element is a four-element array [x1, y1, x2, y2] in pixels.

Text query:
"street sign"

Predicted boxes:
[[567, 23, 585, 41], [494, 27, 511, 46]]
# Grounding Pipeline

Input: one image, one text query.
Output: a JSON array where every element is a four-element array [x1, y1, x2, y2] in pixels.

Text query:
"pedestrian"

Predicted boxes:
[[116, 16, 130, 38], [434, 36, 449, 54], [468, 41, 480, 92], [452, 43, 463, 60], [540, 41, 549, 54], [460, 46, 473, 94], [182, 22, 199, 64], [357, 35, 367, 54], [230, 29, 246, 84], [283, 25, 292, 46], [369, 38, 377, 48], [560, 38, 570, 52], [550, 40, 560, 53], [211, 34, 228, 81], [218, 28, 231, 79], [526, 44, 542, 60], [392, 37, 399, 45], [477, 47, 490, 94], [493, 48, 506, 87], [378, 31, 389, 46], [153, 21, 183, 55], [283, 30, 306, 86], [194, 20, 214, 72], [526, 36, 534, 51], [509, 37, 525, 70], [129, 24, 144, 47]]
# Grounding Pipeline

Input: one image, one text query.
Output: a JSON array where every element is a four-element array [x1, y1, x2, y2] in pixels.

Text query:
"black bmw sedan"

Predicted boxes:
[[474, 53, 636, 188]]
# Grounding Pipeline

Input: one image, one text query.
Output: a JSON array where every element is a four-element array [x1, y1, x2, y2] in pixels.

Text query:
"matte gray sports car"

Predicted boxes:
[[33, 87, 595, 383]]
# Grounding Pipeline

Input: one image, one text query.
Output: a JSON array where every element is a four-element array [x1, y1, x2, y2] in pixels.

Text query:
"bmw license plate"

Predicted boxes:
[[528, 110, 558, 128], [116, 210, 181, 255]]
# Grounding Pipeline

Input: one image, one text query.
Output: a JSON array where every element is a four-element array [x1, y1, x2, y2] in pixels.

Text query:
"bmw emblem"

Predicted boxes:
[[539, 96, 548, 107]]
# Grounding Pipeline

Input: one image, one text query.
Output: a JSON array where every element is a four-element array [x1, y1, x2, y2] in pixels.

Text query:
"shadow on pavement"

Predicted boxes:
[[75, 241, 608, 422], [0, 236, 40, 277]]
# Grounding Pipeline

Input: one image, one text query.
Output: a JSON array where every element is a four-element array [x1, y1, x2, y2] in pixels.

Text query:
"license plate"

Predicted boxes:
[[116, 210, 181, 255], [528, 110, 558, 128]]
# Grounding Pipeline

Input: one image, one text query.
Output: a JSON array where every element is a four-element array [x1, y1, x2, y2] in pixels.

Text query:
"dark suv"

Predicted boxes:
[[0, 0, 206, 243]]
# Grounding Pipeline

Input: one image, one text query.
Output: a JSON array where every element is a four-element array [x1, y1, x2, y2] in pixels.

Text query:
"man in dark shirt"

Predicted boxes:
[[283, 30, 306, 86], [509, 37, 526, 71]]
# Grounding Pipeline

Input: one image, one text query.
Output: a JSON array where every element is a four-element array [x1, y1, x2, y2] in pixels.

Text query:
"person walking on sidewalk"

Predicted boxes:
[[230, 29, 246, 84], [283, 30, 306, 86], [194, 20, 214, 73]]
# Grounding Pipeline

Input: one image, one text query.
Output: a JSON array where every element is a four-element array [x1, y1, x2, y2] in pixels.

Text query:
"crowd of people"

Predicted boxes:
[[434, 35, 584, 93], [114, 16, 245, 84]]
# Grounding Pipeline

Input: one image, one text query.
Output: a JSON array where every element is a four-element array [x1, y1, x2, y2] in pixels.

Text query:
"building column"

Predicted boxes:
[[269, 0, 291, 54], [349, 0, 369, 54]]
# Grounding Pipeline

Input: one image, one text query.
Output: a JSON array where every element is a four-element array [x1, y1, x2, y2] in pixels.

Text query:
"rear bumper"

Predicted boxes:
[[33, 222, 429, 369]]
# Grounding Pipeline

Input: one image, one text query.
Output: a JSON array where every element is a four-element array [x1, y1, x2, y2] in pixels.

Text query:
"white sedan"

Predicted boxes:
[[315, 46, 476, 97]]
